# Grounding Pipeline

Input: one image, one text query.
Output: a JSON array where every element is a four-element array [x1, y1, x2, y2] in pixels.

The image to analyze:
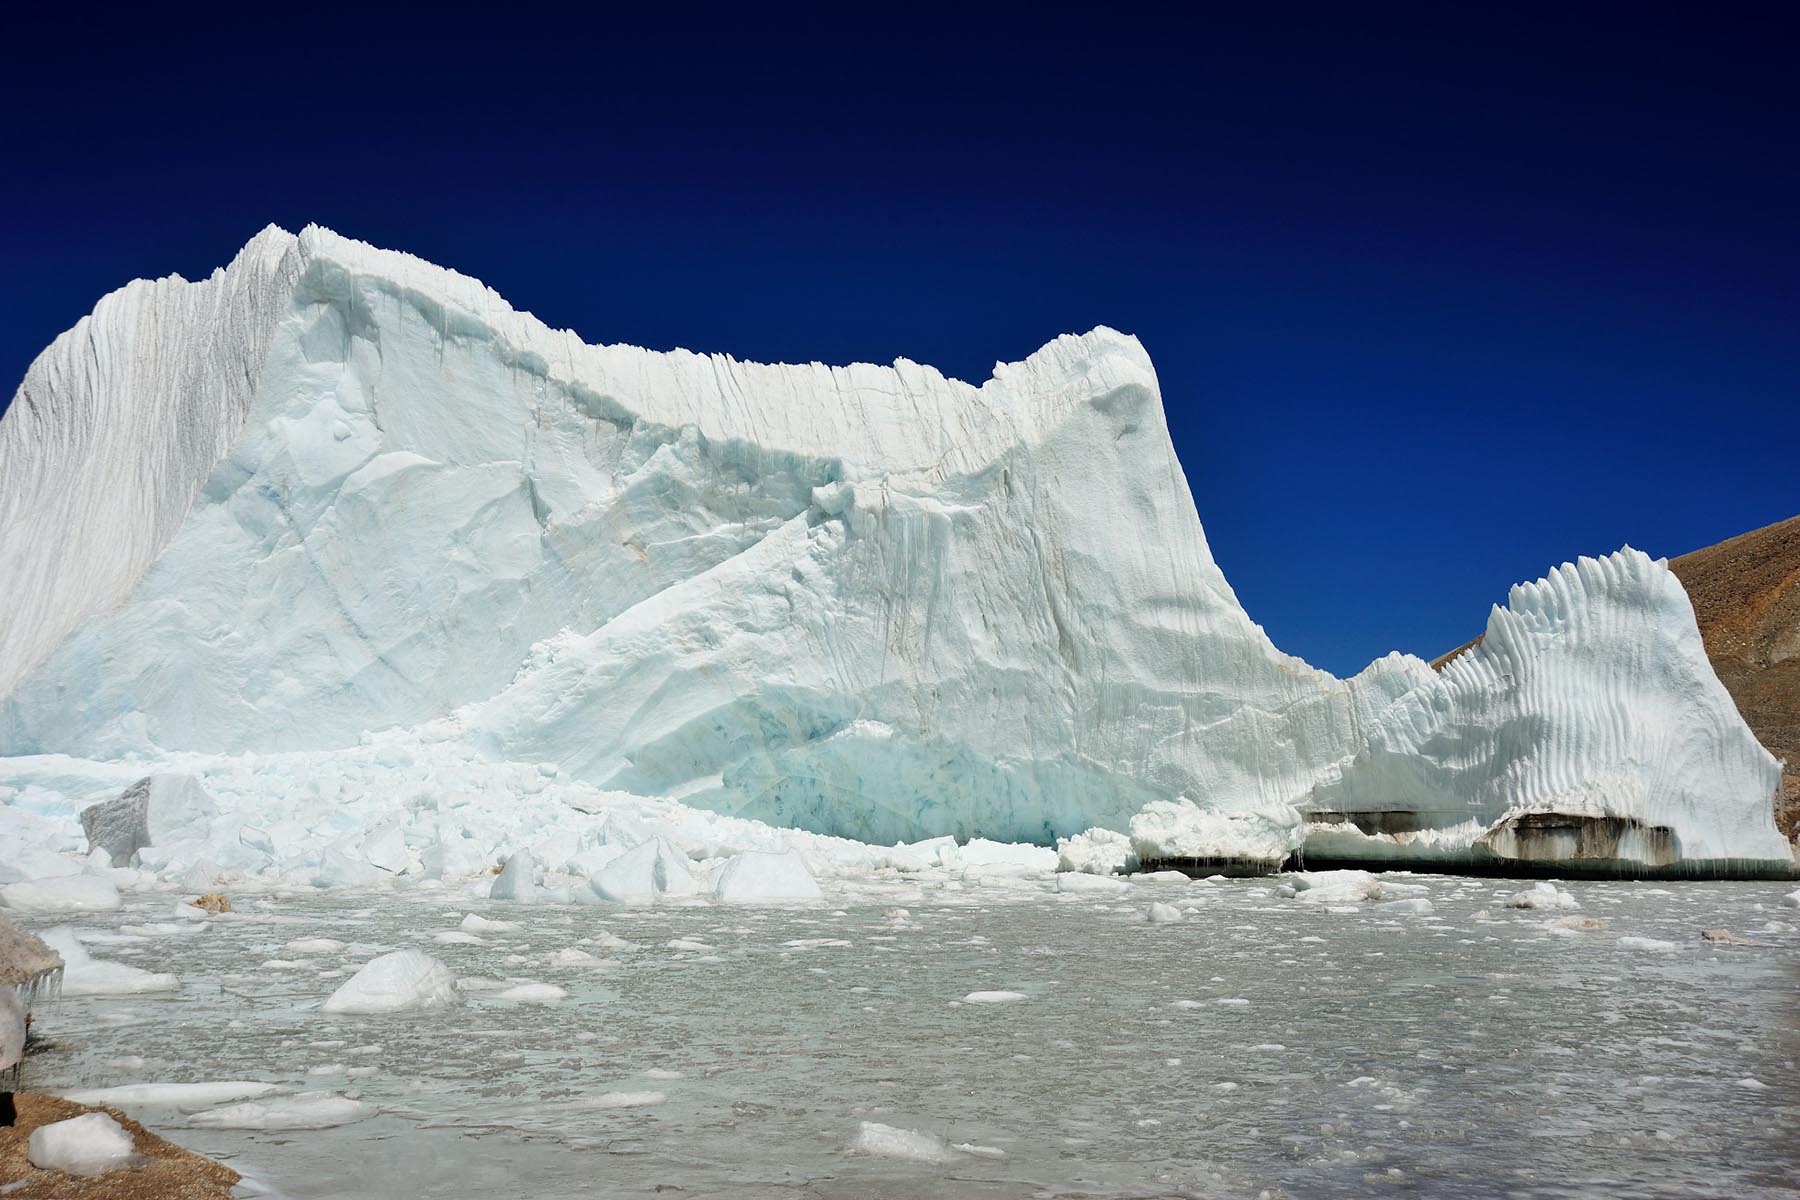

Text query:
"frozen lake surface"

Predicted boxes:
[[20, 874, 1800, 1198]]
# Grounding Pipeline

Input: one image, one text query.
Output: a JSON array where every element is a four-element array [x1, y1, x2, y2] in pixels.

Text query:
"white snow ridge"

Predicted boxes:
[[0, 225, 1789, 882]]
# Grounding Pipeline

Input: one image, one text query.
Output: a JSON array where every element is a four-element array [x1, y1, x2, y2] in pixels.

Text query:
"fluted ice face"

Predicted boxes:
[[0, 227, 1786, 866], [1311, 551, 1786, 862]]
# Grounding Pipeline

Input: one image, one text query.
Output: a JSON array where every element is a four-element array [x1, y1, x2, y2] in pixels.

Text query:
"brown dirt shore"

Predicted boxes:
[[1432, 514, 1800, 840], [0, 1093, 238, 1199]]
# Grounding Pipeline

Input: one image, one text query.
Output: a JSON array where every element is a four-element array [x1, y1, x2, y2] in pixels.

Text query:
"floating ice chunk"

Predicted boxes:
[[641, 1068, 683, 1080], [460, 913, 522, 934], [848, 1121, 960, 1164], [1503, 882, 1578, 910], [1617, 936, 1680, 953], [434, 931, 485, 945], [28, 1112, 137, 1177], [592, 838, 700, 902], [490, 850, 539, 903], [953, 1141, 1008, 1159], [1055, 873, 1130, 896], [1544, 915, 1603, 933], [1376, 898, 1435, 916], [284, 938, 347, 955], [1, 875, 121, 914], [496, 982, 566, 1004], [1056, 827, 1137, 876], [548, 947, 601, 966], [1146, 902, 1183, 924], [712, 851, 822, 902], [667, 938, 713, 952], [322, 950, 460, 1014], [1284, 871, 1384, 905], [1134, 870, 1193, 883], [962, 991, 1026, 1004], [1781, 889, 1800, 909], [39, 927, 176, 995], [1215, 997, 1250, 1006], [580, 1090, 667, 1109], [191, 1092, 370, 1130], [60, 1082, 281, 1112], [1735, 1077, 1769, 1090]]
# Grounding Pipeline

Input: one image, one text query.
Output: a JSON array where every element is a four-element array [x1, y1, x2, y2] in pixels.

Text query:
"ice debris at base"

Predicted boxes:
[[322, 950, 459, 1014], [1057, 827, 1137, 876], [1131, 800, 1301, 869], [38, 926, 177, 996], [592, 838, 702, 903], [27, 1112, 137, 1177], [489, 850, 538, 902], [0, 224, 1790, 881], [1146, 901, 1183, 924], [849, 1121, 962, 1164], [712, 851, 822, 902]]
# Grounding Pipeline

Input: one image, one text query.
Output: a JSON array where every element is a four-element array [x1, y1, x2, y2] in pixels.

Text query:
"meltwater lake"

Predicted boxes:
[[20, 873, 1800, 1199]]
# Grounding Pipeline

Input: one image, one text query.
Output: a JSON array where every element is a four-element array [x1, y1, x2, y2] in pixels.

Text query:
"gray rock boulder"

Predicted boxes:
[[78, 775, 217, 867]]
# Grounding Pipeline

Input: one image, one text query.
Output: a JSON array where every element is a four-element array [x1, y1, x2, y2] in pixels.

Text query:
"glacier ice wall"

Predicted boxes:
[[1306, 552, 1786, 864], [0, 226, 1787, 866]]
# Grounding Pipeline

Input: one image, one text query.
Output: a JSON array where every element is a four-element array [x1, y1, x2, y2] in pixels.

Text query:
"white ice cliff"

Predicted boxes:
[[0, 226, 1788, 881]]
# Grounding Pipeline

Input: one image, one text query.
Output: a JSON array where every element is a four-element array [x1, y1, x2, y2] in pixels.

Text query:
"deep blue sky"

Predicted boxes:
[[3, 6, 1795, 675]]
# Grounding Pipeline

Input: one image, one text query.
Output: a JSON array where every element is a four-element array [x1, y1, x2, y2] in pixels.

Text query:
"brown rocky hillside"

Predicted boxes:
[[1432, 514, 1800, 841]]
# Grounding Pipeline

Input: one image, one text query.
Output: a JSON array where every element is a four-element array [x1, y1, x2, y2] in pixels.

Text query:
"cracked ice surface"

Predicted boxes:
[[13, 878, 1799, 1198]]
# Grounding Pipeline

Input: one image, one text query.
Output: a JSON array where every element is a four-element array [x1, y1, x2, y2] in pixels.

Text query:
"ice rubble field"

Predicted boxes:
[[16, 873, 1800, 1199], [0, 224, 1790, 870]]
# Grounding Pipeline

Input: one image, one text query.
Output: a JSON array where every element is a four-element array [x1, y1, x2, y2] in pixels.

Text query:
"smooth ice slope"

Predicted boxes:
[[0, 226, 1788, 871]]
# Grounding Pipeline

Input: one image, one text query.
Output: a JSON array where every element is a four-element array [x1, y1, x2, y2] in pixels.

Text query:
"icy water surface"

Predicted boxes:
[[20, 876, 1800, 1198]]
